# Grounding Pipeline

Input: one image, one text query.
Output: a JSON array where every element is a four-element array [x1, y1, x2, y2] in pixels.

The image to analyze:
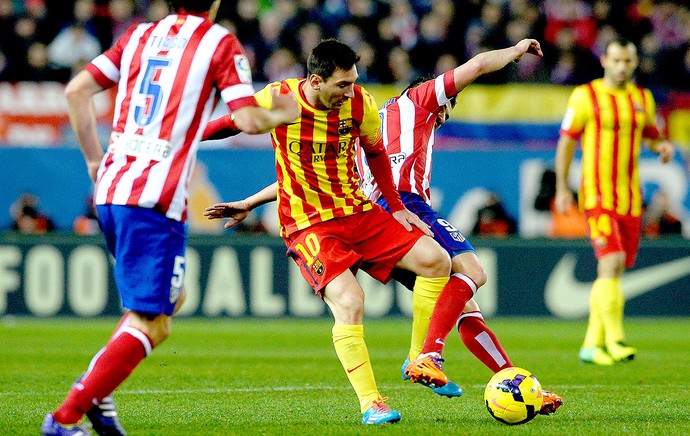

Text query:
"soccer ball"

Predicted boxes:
[[484, 367, 543, 425]]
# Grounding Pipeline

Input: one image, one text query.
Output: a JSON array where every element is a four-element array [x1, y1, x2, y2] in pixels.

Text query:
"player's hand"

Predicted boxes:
[[204, 201, 251, 229], [86, 160, 101, 183], [554, 189, 575, 215], [392, 208, 433, 237], [656, 141, 674, 164], [271, 89, 300, 124], [514, 38, 543, 62]]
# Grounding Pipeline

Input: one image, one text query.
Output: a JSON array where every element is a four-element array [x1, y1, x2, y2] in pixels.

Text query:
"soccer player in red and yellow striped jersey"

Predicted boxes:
[[252, 76, 381, 237], [204, 39, 478, 425], [555, 38, 674, 366]]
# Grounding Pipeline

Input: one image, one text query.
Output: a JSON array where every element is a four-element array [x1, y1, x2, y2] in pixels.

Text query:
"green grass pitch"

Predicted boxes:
[[2, 317, 689, 435]]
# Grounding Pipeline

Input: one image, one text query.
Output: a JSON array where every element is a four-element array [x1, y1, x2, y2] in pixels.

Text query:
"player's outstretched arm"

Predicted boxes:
[[232, 89, 299, 135], [205, 89, 299, 140], [452, 38, 543, 92], [204, 182, 277, 229], [65, 70, 107, 183]]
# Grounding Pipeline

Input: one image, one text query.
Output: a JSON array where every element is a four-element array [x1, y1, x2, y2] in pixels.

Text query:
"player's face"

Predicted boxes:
[[434, 100, 454, 130], [601, 42, 638, 88], [317, 66, 358, 110]]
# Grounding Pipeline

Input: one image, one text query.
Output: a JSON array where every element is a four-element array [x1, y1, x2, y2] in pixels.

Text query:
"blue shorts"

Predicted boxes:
[[97, 205, 187, 315], [377, 192, 474, 258]]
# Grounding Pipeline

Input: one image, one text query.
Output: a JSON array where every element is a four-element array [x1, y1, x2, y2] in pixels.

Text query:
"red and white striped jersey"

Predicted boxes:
[[86, 12, 258, 222], [356, 71, 457, 205]]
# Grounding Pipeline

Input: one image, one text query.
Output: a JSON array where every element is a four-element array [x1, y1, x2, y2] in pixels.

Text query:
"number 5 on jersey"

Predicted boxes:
[[135, 57, 171, 126]]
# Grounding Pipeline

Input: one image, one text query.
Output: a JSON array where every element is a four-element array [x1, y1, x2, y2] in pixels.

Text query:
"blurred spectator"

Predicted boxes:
[[472, 192, 517, 237], [294, 21, 323, 63], [386, 45, 416, 87], [643, 189, 683, 237], [355, 41, 380, 82], [0, 0, 688, 93], [386, 0, 418, 50], [24, 41, 70, 81], [9, 193, 55, 234], [145, 0, 168, 22], [543, 0, 596, 50], [72, 194, 100, 235], [47, 23, 101, 70], [109, 0, 144, 42], [409, 10, 452, 76], [263, 47, 303, 82]]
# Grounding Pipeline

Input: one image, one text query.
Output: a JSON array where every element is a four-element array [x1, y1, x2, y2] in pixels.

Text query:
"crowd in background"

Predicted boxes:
[[2, 0, 688, 237], [0, 0, 689, 92]]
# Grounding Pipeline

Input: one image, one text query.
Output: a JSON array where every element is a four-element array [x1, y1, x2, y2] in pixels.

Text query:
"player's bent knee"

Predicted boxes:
[[420, 242, 451, 277], [131, 313, 172, 346], [463, 298, 481, 313]]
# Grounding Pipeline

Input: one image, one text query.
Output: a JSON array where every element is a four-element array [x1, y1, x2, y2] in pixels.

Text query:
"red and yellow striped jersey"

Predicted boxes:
[[254, 79, 382, 236], [560, 78, 660, 217]]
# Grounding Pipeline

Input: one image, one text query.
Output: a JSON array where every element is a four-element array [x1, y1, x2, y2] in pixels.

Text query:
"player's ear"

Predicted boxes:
[[307, 74, 322, 91]]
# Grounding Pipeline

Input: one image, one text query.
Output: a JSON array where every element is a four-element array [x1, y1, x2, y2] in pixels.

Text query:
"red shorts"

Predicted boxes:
[[584, 207, 642, 268], [284, 205, 425, 294]]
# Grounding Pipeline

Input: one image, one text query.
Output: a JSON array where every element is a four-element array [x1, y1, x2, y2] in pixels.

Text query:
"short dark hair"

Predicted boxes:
[[403, 75, 457, 107], [307, 38, 360, 81], [166, 0, 216, 13], [606, 37, 635, 52]]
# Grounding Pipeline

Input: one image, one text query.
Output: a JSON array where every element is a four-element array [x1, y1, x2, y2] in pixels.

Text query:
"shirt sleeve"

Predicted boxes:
[[85, 24, 142, 88], [559, 85, 589, 140], [212, 33, 259, 112], [253, 81, 284, 111], [357, 88, 403, 212], [406, 70, 457, 113], [642, 88, 660, 140], [357, 88, 383, 145]]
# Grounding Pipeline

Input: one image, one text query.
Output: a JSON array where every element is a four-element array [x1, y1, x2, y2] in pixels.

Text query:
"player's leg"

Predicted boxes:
[[376, 194, 450, 364], [396, 236, 475, 387], [287, 218, 401, 425], [394, 200, 473, 360], [79, 289, 186, 435], [408, 276, 447, 361], [323, 270, 399, 424], [457, 299, 512, 372], [44, 206, 184, 434], [602, 215, 642, 362], [581, 210, 635, 363], [579, 210, 616, 365]]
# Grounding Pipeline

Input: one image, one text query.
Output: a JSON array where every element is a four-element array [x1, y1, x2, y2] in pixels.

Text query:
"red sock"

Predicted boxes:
[[53, 327, 152, 425], [458, 312, 512, 372], [421, 274, 476, 355]]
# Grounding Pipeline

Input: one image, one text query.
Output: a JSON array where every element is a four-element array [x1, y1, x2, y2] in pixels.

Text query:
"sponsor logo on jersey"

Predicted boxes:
[[389, 152, 406, 165]]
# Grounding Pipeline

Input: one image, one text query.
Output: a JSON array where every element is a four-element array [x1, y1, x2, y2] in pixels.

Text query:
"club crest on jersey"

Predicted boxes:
[[234, 54, 252, 84], [338, 118, 353, 135], [450, 231, 466, 242], [312, 259, 325, 276]]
